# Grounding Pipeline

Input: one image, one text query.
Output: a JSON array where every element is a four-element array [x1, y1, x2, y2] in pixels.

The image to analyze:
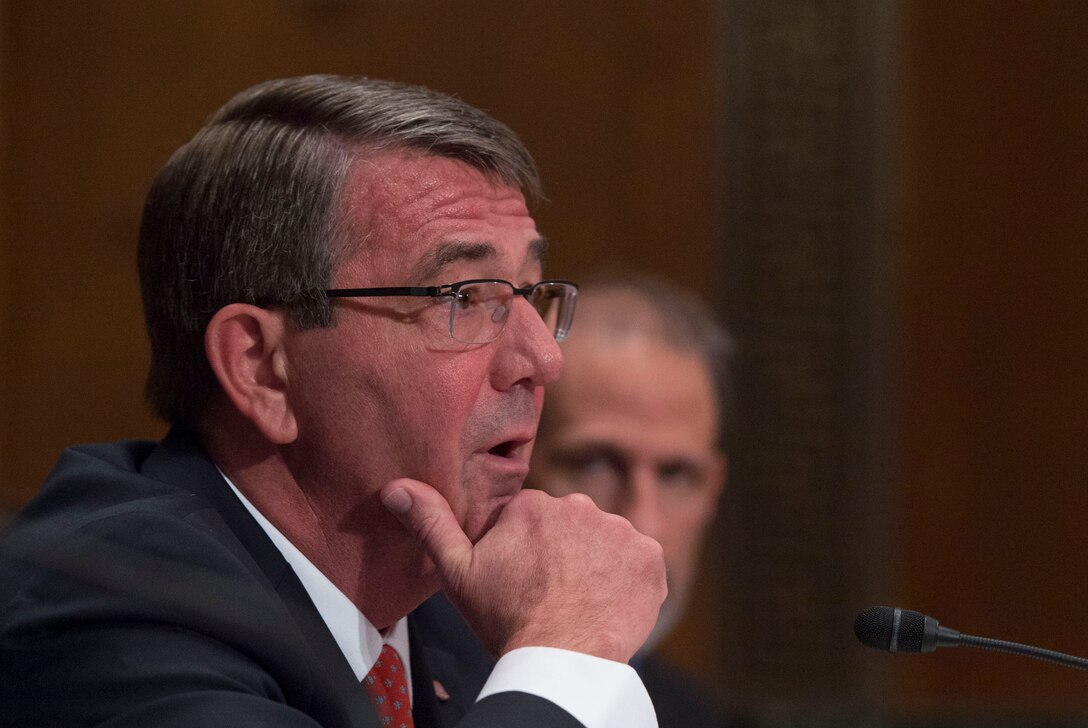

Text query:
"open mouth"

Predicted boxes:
[[487, 440, 520, 458]]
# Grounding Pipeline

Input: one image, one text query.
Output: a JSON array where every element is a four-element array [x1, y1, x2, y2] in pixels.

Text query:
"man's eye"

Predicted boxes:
[[658, 462, 703, 489], [454, 289, 476, 308], [571, 455, 618, 478], [553, 451, 625, 493]]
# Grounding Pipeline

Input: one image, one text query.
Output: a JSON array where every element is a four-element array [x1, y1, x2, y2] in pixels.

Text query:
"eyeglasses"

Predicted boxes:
[[324, 279, 578, 344]]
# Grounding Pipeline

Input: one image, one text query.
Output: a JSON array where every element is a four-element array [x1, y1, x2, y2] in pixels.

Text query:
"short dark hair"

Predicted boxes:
[[138, 75, 541, 425]]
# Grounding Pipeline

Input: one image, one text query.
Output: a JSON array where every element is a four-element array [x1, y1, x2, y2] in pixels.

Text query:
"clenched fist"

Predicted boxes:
[[382, 479, 666, 662]]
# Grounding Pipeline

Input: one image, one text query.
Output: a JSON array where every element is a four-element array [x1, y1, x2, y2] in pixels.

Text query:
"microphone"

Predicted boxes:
[[854, 606, 1088, 671]]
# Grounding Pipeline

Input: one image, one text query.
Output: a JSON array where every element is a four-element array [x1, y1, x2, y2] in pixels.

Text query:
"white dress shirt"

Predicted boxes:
[[222, 474, 656, 728]]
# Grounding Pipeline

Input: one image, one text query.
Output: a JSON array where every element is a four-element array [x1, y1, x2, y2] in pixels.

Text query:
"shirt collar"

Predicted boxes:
[[219, 469, 412, 697]]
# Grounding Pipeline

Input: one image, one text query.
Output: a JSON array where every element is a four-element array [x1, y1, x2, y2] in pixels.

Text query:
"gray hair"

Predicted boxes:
[[565, 271, 736, 444], [138, 75, 541, 425]]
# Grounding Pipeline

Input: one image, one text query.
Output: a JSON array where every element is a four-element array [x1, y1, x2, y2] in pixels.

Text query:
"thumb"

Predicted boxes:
[[380, 478, 473, 583]]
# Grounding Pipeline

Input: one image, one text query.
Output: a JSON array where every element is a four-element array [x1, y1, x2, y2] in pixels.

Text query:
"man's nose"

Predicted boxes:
[[620, 469, 661, 542], [489, 297, 564, 390]]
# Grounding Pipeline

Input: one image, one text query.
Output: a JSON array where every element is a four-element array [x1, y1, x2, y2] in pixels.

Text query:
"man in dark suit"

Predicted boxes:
[[0, 76, 666, 727], [530, 274, 736, 727]]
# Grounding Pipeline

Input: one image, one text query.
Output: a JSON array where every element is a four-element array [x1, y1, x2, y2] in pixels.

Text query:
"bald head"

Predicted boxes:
[[530, 275, 732, 653]]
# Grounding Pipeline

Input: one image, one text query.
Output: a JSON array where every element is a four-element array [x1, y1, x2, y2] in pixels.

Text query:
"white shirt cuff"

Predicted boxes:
[[477, 646, 657, 728]]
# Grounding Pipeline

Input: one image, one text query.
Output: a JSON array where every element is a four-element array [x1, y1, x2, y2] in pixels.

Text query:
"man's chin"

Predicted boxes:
[[463, 490, 521, 545], [459, 461, 525, 543]]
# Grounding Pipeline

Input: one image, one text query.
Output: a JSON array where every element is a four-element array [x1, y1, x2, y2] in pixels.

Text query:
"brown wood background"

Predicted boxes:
[[2, 0, 1087, 722], [890, 1, 1088, 717]]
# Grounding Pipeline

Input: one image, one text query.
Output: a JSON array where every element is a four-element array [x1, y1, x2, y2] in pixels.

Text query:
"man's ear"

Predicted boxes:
[[204, 303, 298, 445]]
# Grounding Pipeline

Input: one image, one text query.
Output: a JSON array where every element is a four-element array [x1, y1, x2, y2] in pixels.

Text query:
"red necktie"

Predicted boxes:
[[362, 644, 414, 728]]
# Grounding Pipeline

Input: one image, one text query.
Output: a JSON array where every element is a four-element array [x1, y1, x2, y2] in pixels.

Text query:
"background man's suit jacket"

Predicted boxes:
[[0, 429, 582, 728], [635, 653, 733, 728]]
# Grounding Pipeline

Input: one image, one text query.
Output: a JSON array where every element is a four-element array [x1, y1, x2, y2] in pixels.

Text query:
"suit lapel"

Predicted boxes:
[[141, 428, 381, 728], [407, 624, 447, 728], [408, 593, 496, 728]]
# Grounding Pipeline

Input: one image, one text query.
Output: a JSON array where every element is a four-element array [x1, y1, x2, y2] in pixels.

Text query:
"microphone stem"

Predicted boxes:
[[960, 634, 1088, 670]]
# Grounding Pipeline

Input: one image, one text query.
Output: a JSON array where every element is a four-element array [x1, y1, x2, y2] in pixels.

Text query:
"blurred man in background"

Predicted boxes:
[[530, 273, 734, 727]]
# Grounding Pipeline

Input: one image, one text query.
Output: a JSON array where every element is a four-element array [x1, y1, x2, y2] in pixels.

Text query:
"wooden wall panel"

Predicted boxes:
[[894, 1, 1088, 715], [0, 4, 10, 525], [716, 0, 897, 714]]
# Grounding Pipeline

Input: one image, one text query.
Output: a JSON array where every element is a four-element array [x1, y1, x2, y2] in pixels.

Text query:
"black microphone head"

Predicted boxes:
[[854, 606, 896, 650], [855, 606, 933, 653]]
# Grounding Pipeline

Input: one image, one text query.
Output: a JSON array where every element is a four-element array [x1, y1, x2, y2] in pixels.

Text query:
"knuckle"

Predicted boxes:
[[564, 492, 596, 510], [566, 492, 592, 506], [637, 534, 665, 572]]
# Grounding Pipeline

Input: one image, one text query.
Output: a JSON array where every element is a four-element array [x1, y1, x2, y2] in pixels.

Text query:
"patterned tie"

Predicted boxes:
[[362, 644, 414, 728]]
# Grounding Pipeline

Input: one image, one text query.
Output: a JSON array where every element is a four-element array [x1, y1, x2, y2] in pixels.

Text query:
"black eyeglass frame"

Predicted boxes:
[[323, 278, 578, 343]]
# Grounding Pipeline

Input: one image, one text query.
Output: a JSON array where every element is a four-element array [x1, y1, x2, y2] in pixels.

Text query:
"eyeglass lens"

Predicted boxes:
[[530, 283, 574, 342], [447, 281, 575, 344]]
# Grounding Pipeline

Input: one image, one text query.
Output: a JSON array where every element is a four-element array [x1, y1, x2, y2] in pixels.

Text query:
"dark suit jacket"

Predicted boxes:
[[0, 429, 582, 728], [634, 654, 732, 728]]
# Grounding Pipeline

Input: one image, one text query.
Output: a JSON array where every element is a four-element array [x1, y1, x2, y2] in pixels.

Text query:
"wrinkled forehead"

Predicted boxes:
[[548, 333, 721, 446], [335, 150, 543, 282], [569, 290, 667, 341]]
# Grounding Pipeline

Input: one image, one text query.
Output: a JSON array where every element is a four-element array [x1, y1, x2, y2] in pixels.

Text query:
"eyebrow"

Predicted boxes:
[[411, 241, 495, 282], [528, 236, 549, 265], [554, 441, 709, 470], [411, 236, 550, 283]]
